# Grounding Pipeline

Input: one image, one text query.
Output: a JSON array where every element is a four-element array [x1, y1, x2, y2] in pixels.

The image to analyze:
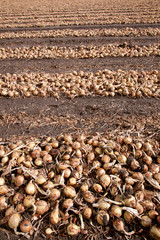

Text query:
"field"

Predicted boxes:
[[0, 0, 160, 240]]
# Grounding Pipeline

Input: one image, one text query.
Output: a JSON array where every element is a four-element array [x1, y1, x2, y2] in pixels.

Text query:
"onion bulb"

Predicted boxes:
[[149, 225, 160, 240], [0, 196, 7, 210], [96, 210, 109, 226], [20, 219, 32, 233], [23, 195, 35, 208], [25, 180, 36, 195], [140, 215, 152, 227], [100, 174, 110, 188], [49, 188, 61, 201], [0, 177, 5, 186], [50, 202, 60, 224], [83, 191, 95, 203], [113, 218, 125, 232], [110, 205, 122, 217], [83, 207, 92, 219], [8, 213, 21, 230], [14, 175, 25, 187], [0, 185, 9, 195], [67, 223, 80, 236], [63, 186, 76, 198], [36, 200, 49, 215]]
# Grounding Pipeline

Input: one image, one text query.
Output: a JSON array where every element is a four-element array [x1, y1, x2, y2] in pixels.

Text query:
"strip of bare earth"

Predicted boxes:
[[0, 56, 159, 74], [0, 96, 159, 140], [0, 23, 160, 32], [0, 36, 160, 48]]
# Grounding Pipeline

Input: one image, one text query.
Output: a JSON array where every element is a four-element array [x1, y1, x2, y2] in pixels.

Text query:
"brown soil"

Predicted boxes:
[[0, 56, 159, 74], [0, 23, 160, 32], [0, 96, 159, 141], [0, 36, 160, 48]]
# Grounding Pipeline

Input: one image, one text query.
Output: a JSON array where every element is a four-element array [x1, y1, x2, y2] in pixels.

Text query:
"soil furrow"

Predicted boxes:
[[0, 36, 159, 48], [0, 23, 160, 33], [0, 56, 159, 74]]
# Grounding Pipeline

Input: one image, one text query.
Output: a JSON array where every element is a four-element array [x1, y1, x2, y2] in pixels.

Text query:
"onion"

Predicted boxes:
[[36, 200, 49, 215], [67, 223, 80, 236], [43, 181, 55, 190], [123, 211, 134, 223], [0, 177, 5, 186], [63, 198, 73, 209], [117, 154, 127, 163], [101, 155, 110, 163], [149, 225, 160, 240], [80, 183, 89, 192], [0, 185, 9, 195], [100, 174, 110, 188], [23, 195, 35, 208], [16, 203, 25, 213], [93, 198, 110, 210], [50, 188, 61, 201], [124, 136, 132, 144], [93, 183, 103, 193], [0, 196, 7, 210], [50, 202, 60, 224], [35, 175, 47, 185], [87, 152, 95, 163], [124, 195, 136, 208], [83, 207, 92, 219], [45, 228, 53, 235], [8, 213, 21, 230], [5, 206, 15, 217], [96, 210, 109, 226], [43, 154, 52, 163], [20, 219, 32, 233], [13, 192, 24, 204], [84, 191, 95, 203], [148, 210, 159, 219], [140, 215, 152, 227], [96, 168, 106, 177], [67, 177, 77, 186], [63, 186, 76, 198], [110, 205, 122, 217], [14, 175, 25, 187], [113, 218, 124, 232], [25, 180, 36, 195]]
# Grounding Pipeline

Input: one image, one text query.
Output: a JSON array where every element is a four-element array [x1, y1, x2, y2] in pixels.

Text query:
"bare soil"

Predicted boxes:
[[0, 23, 160, 32], [0, 96, 159, 141], [0, 56, 159, 74], [1, 36, 160, 48]]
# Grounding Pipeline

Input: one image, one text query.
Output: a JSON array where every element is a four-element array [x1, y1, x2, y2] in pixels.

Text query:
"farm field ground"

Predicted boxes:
[[0, 0, 160, 240]]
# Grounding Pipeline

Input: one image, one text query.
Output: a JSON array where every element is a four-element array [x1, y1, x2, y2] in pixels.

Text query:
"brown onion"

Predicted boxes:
[[8, 213, 21, 230], [36, 200, 49, 215], [96, 210, 109, 226], [67, 223, 80, 236], [20, 219, 32, 233]]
